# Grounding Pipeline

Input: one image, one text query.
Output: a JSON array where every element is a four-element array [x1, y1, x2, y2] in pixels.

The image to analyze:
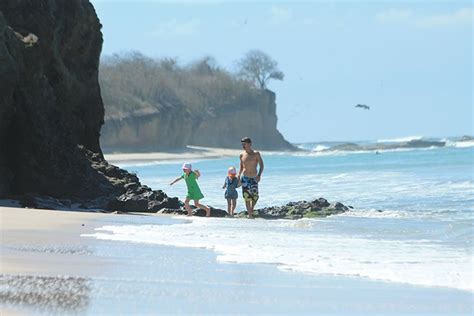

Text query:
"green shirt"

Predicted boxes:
[[182, 172, 204, 200]]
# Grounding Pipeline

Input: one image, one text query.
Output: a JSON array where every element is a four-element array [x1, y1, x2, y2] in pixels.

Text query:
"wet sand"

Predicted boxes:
[[1, 206, 472, 315]]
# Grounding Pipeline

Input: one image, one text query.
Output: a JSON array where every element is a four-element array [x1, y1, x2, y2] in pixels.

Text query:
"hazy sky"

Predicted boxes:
[[91, 0, 472, 143]]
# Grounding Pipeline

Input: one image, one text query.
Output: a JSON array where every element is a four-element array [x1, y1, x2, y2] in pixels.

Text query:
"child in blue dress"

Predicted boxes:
[[222, 166, 240, 217]]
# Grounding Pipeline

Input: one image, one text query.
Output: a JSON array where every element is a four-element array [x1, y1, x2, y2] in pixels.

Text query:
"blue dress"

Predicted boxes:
[[224, 177, 238, 199]]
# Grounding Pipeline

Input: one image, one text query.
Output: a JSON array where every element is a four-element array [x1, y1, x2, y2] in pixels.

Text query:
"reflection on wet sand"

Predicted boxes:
[[0, 274, 91, 314]]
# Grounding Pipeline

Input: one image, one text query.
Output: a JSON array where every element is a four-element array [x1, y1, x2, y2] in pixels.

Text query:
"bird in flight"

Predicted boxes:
[[355, 104, 370, 110]]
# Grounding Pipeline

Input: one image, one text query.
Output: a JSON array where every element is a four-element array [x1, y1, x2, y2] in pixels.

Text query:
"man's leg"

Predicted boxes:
[[248, 179, 259, 218], [245, 200, 253, 218]]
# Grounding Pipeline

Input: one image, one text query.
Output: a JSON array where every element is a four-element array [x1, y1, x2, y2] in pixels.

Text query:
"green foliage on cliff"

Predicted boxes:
[[99, 52, 266, 120]]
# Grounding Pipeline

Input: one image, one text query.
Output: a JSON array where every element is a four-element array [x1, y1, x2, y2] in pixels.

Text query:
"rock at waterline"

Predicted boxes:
[[156, 207, 228, 217], [235, 198, 349, 219]]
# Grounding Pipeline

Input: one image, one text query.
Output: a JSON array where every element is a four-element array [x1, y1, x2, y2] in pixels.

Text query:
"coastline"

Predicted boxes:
[[104, 145, 273, 165], [104, 145, 244, 165], [1, 207, 472, 315]]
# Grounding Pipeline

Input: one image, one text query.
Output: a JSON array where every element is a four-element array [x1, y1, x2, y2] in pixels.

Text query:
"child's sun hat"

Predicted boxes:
[[182, 163, 192, 170], [228, 166, 236, 176]]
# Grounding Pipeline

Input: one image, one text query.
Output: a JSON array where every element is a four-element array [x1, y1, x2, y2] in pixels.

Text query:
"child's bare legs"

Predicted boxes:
[[226, 199, 232, 216], [231, 199, 237, 216], [194, 200, 211, 217], [226, 199, 236, 217], [184, 198, 193, 216]]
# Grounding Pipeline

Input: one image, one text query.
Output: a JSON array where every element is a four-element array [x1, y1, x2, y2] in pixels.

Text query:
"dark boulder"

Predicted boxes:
[[156, 206, 228, 217], [236, 198, 349, 219], [157, 208, 187, 216]]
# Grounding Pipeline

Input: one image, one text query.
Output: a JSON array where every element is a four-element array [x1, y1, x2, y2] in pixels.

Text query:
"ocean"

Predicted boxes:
[[86, 137, 474, 293]]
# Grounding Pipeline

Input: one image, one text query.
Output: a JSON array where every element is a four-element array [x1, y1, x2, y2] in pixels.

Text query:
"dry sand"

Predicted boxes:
[[104, 145, 249, 165]]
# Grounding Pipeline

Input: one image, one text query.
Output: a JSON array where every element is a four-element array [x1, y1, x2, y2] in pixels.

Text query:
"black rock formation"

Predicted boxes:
[[0, 0, 103, 197], [235, 198, 349, 219], [0, 1, 177, 212]]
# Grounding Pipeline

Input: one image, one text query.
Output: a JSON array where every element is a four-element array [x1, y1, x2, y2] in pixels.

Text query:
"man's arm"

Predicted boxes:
[[256, 152, 264, 182], [238, 153, 244, 178]]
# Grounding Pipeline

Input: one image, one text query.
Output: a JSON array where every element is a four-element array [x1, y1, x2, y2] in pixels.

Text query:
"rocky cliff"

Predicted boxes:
[[0, 0, 104, 197], [0, 0, 177, 212], [99, 55, 295, 152], [101, 90, 292, 151]]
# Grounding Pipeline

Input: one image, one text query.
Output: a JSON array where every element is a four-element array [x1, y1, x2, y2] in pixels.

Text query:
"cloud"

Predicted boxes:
[[376, 7, 473, 28], [270, 6, 293, 25], [416, 8, 473, 28], [151, 19, 201, 38]]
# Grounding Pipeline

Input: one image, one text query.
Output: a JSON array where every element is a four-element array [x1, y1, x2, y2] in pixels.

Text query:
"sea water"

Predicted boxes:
[[87, 141, 474, 292]]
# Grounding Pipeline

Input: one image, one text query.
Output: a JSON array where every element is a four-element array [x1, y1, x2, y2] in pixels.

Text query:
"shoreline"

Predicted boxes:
[[104, 145, 247, 165]]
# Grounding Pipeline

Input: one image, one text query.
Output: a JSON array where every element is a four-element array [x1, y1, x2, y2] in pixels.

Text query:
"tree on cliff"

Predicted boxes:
[[237, 50, 284, 89]]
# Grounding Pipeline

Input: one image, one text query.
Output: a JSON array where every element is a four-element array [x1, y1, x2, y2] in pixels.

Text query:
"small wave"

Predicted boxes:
[[289, 146, 442, 158], [338, 207, 474, 221], [445, 140, 474, 148], [377, 136, 424, 143], [312, 145, 330, 152], [296, 144, 329, 152], [339, 208, 417, 219]]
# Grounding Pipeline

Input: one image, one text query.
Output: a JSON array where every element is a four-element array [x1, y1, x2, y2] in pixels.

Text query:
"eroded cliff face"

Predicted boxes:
[[0, 0, 106, 197], [100, 90, 294, 151], [0, 0, 106, 198]]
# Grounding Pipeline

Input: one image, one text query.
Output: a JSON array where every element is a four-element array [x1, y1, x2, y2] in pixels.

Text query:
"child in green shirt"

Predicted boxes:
[[170, 163, 211, 217]]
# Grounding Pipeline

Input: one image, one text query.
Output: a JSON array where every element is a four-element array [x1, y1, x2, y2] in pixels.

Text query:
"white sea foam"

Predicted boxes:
[[339, 208, 416, 219], [446, 140, 474, 148], [376, 136, 424, 143], [288, 146, 443, 158], [83, 218, 474, 292], [310, 145, 330, 152]]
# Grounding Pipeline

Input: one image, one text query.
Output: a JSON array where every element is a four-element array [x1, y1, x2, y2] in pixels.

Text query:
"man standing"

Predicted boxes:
[[238, 137, 264, 218]]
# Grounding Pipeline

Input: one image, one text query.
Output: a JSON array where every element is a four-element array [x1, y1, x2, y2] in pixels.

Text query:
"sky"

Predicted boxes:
[[91, 0, 473, 143]]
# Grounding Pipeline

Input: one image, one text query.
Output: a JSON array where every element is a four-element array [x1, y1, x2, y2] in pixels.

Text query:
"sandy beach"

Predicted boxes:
[[103, 145, 291, 166], [104, 146, 246, 165], [1, 206, 472, 315]]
